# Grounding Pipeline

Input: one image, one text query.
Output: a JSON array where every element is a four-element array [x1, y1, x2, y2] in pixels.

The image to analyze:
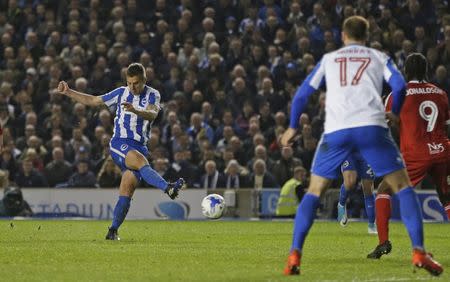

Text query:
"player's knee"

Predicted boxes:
[[383, 169, 411, 192], [343, 177, 357, 189]]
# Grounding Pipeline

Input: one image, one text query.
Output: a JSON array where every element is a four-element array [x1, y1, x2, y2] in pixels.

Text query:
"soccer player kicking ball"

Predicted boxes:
[[367, 53, 450, 261], [338, 153, 377, 234], [281, 16, 442, 276], [57, 63, 185, 240]]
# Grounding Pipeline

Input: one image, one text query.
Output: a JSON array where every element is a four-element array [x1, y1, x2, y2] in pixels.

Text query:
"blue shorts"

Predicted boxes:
[[341, 152, 374, 180], [311, 126, 404, 179], [109, 138, 149, 181]]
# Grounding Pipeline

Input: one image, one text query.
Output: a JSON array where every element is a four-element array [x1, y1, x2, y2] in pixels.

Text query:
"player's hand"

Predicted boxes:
[[385, 112, 399, 127], [280, 128, 297, 147], [57, 81, 69, 94], [122, 102, 136, 113]]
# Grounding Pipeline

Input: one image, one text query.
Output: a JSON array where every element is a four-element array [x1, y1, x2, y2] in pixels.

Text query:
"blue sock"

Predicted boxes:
[[339, 184, 348, 206], [111, 196, 131, 230], [364, 192, 375, 224], [291, 193, 320, 252], [139, 165, 168, 191], [396, 187, 424, 249]]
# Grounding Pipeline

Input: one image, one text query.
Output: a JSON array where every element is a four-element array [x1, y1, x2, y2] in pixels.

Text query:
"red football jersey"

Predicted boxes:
[[386, 81, 449, 161]]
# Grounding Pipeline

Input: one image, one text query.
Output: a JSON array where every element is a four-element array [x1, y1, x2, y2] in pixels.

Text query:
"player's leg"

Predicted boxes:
[[106, 170, 138, 240], [285, 174, 332, 275], [429, 161, 450, 220], [356, 158, 376, 233], [361, 178, 376, 234], [357, 126, 442, 275], [284, 131, 349, 275], [125, 149, 185, 199], [338, 168, 357, 226], [367, 180, 393, 259]]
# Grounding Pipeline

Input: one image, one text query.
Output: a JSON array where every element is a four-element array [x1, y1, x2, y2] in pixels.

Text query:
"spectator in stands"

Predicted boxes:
[[200, 160, 224, 189], [97, 157, 121, 188], [44, 147, 73, 187], [0, 148, 17, 181], [14, 158, 48, 187], [66, 159, 97, 188], [0, 1, 447, 199], [152, 157, 171, 181], [223, 159, 249, 189], [187, 112, 214, 144], [246, 144, 275, 172], [273, 146, 303, 186], [248, 158, 279, 189]]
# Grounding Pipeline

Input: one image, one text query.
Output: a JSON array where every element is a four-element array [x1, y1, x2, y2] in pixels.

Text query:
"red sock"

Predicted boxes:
[[445, 204, 450, 220], [375, 193, 391, 245]]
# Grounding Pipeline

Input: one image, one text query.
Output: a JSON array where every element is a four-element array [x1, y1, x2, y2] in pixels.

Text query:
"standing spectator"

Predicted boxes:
[[276, 166, 308, 217]]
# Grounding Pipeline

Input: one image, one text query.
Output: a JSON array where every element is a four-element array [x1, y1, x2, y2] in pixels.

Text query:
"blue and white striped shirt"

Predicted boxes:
[[101, 85, 161, 144]]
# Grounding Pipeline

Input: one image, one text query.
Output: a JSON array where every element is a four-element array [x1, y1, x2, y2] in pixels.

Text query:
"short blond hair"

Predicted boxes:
[[343, 16, 369, 41]]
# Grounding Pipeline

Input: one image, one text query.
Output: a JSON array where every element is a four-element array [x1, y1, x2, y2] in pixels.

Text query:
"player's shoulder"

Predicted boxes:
[[110, 86, 126, 94], [145, 85, 160, 96], [328, 45, 388, 62], [407, 81, 447, 96]]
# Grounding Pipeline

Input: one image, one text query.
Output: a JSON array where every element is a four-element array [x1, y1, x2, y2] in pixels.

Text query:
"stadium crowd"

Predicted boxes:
[[0, 0, 449, 189]]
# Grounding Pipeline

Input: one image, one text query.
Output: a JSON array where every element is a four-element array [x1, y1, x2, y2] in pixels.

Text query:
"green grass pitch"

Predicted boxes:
[[0, 220, 448, 281]]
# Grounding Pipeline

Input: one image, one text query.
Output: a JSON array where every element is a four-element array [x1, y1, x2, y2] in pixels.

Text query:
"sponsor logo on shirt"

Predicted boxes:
[[427, 142, 444, 155], [120, 144, 129, 151]]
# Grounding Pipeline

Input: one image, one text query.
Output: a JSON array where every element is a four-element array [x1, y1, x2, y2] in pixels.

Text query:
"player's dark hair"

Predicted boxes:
[[126, 63, 146, 79], [404, 53, 428, 82], [343, 16, 369, 41]]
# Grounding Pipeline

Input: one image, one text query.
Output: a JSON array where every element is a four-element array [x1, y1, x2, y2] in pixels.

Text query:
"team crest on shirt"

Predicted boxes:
[[120, 144, 128, 151], [140, 97, 147, 107], [342, 161, 349, 168]]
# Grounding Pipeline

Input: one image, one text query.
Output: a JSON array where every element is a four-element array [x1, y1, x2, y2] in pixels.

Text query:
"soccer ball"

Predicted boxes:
[[201, 194, 226, 219]]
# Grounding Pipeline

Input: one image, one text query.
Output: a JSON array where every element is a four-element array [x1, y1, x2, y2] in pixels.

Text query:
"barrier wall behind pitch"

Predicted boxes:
[[22, 189, 206, 220]]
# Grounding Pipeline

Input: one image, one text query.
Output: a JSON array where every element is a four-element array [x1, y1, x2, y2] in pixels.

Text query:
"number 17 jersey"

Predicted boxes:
[[386, 81, 449, 161], [307, 44, 405, 133]]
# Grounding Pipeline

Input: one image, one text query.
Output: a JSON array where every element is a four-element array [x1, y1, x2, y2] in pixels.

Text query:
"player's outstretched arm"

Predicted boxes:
[[57, 81, 103, 107], [122, 102, 159, 121]]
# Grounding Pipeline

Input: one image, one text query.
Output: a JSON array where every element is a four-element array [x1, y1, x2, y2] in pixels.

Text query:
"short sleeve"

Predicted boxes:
[[101, 87, 125, 107], [308, 58, 325, 90], [385, 93, 393, 112], [149, 90, 161, 109]]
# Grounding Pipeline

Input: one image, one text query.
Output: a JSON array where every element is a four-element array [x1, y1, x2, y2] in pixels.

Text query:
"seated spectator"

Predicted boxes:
[[186, 112, 214, 144], [97, 157, 121, 188], [273, 146, 303, 186], [200, 160, 225, 189], [44, 147, 73, 187], [223, 159, 249, 189], [0, 186, 33, 217], [14, 158, 49, 187], [66, 159, 97, 188], [246, 144, 275, 172], [248, 159, 279, 189], [0, 148, 18, 182], [152, 157, 171, 180]]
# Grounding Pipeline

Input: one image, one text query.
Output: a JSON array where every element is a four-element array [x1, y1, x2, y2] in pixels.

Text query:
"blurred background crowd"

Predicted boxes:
[[0, 0, 449, 190]]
